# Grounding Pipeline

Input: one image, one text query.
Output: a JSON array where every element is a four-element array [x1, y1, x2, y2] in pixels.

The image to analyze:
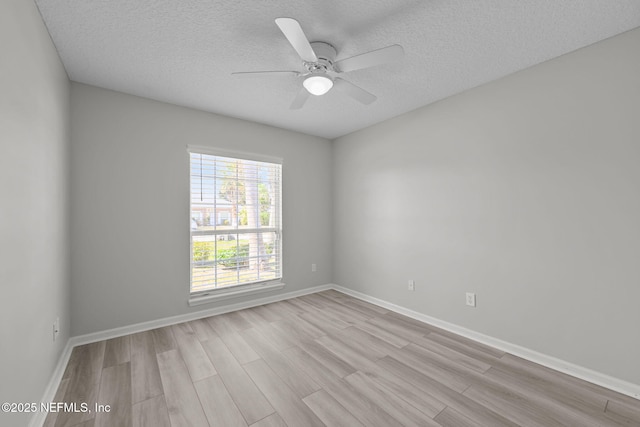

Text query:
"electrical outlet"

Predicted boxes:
[[311, 263, 317, 272], [408, 280, 415, 291], [466, 292, 476, 307], [53, 317, 60, 341]]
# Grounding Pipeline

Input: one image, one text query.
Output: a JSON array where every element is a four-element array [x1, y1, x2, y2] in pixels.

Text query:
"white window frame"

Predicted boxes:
[[187, 146, 284, 305]]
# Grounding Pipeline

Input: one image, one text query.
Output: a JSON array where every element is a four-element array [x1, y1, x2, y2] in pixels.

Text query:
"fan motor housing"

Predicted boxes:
[[306, 42, 337, 73]]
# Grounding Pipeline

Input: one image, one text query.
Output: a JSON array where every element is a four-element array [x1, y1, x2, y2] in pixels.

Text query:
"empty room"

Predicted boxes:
[[2, 0, 640, 426]]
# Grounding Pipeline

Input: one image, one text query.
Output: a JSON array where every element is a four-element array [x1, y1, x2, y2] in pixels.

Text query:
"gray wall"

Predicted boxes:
[[0, 1, 70, 426], [333, 28, 640, 385], [70, 83, 333, 336]]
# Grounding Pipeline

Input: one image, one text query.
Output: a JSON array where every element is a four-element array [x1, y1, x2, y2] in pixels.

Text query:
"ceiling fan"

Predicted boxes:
[[232, 18, 404, 109]]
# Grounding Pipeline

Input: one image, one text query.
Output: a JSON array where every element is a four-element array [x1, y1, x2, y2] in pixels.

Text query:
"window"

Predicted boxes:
[[189, 148, 282, 295]]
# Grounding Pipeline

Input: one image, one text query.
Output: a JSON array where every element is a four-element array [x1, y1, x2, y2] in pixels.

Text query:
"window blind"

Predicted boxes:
[[189, 151, 282, 293]]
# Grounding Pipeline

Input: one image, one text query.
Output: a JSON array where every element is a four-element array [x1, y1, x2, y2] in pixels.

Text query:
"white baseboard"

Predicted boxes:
[[28, 340, 74, 427], [69, 284, 332, 347], [330, 284, 640, 401]]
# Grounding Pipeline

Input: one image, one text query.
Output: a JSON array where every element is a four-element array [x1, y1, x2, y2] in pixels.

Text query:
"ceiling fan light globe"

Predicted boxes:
[[303, 75, 333, 96]]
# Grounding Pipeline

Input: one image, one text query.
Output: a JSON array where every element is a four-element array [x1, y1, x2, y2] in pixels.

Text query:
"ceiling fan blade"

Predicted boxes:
[[232, 71, 300, 78], [290, 88, 310, 109], [275, 18, 318, 63], [334, 44, 404, 72], [334, 78, 377, 105]]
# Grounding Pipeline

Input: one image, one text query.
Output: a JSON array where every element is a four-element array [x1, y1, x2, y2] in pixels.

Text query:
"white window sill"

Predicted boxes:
[[188, 282, 286, 307]]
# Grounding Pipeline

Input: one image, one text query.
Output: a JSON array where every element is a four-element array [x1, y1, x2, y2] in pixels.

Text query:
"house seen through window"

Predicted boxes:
[[189, 150, 282, 294]]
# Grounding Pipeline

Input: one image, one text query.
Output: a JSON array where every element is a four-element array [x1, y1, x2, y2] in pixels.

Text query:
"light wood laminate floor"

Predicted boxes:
[[46, 290, 640, 427]]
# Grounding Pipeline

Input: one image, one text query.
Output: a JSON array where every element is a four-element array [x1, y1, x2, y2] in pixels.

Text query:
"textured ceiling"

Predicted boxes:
[[35, 0, 640, 139]]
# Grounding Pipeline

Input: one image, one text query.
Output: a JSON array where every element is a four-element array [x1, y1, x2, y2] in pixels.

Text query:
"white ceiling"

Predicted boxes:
[[35, 0, 640, 139]]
